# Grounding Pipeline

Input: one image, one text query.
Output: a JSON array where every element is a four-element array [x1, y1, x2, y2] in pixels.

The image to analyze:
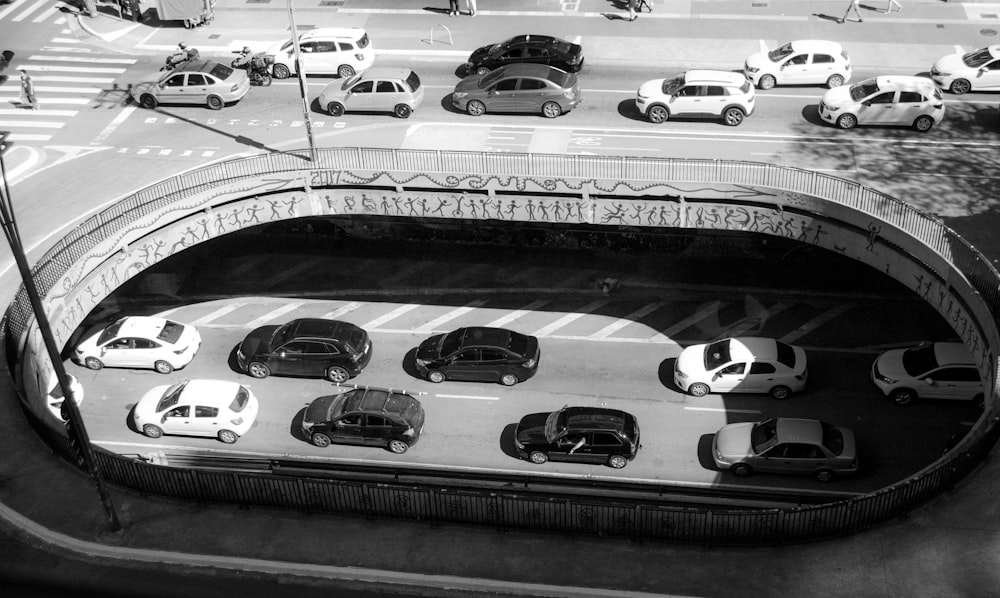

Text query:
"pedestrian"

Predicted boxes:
[[638, 0, 652, 11], [627, 0, 637, 21], [448, 0, 458, 17], [883, 0, 901, 12], [19, 70, 37, 110], [466, 0, 477, 17], [839, 0, 863, 22]]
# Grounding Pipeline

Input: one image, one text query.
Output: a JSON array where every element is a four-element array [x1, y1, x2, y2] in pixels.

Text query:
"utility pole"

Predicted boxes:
[[285, 0, 319, 162]]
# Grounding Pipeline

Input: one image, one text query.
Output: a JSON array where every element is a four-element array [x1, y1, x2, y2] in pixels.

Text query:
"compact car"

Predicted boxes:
[[132, 379, 259, 444], [635, 70, 756, 126], [415, 326, 540, 386], [818, 76, 944, 132], [267, 27, 374, 79], [674, 337, 807, 399], [930, 45, 1000, 94], [743, 39, 851, 90], [465, 34, 584, 76], [236, 318, 372, 383], [74, 316, 201, 374], [514, 406, 640, 469], [317, 67, 423, 118], [301, 386, 425, 454], [712, 418, 858, 482], [871, 342, 983, 405], [451, 63, 582, 118], [131, 60, 250, 110]]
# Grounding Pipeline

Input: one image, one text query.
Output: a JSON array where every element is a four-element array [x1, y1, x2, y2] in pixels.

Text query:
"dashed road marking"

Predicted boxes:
[[414, 299, 488, 334], [532, 300, 607, 337], [244, 302, 305, 329]]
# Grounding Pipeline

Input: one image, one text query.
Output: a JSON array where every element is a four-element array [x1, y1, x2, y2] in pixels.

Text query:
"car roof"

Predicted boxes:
[[727, 337, 780, 360], [562, 407, 633, 432], [788, 39, 843, 53], [774, 418, 824, 443], [174, 60, 222, 74], [495, 63, 567, 78], [178, 379, 245, 405], [344, 387, 421, 417], [455, 326, 513, 349], [504, 34, 557, 46], [357, 67, 413, 80], [683, 69, 746, 86], [113, 316, 169, 337], [932, 342, 975, 367], [301, 27, 367, 40], [871, 75, 937, 91], [287, 318, 362, 340]]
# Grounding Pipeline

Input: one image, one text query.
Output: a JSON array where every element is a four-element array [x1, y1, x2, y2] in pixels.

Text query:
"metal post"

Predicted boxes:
[[0, 132, 121, 531], [285, 0, 318, 163]]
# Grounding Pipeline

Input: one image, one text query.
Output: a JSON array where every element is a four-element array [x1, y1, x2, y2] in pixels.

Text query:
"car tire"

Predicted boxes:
[[394, 104, 412, 119], [826, 74, 845, 89], [529, 451, 548, 464], [769, 385, 791, 400], [153, 360, 174, 374], [475, 66, 490, 76], [207, 95, 223, 110], [328, 102, 345, 117], [428, 370, 446, 383], [974, 393, 985, 410], [387, 440, 409, 454], [541, 101, 562, 119], [466, 100, 486, 116], [758, 74, 776, 90], [890, 388, 916, 405], [647, 105, 668, 124], [731, 463, 753, 477], [913, 115, 935, 133], [247, 362, 270, 379], [139, 94, 157, 109], [689, 382, 710, 397], [815, 469, 834, 483], [950, 78, 971, 95], [325, 366, 350, 384], [723, 107, 745, 126], [836, 113, 857, 129], [218, 429, 239, 444], [272, 63, 291, 79], [338, 65, 355, 78], [608, 455, 628, 469], [311, 432, 332, 448], [260, 75, 272, 87], [84, 357, 104, 370], [142, 424, 163, 439], [500, 373, 519, 386]]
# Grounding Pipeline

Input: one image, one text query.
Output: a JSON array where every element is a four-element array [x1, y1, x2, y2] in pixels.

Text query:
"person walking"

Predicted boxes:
[[19, 70, 37, 110], [627, 0, 637, 21], [884, 0, 901, 12], [448, 0, 458, 16], [638, 0, 652, 11], [466, 0, 477, 17], [839, 0, 863, 22]]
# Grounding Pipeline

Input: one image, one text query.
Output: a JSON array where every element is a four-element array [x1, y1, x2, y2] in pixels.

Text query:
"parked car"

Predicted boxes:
[[871, 341, 983, 405], [818, 76, 944, 132], [317, 67, 423, 118], [743, 39, 851, 90], [132, 379, 259, 444], [301, 386, 425, 454], [635, 70, 756, 126], [930, 45, 1000, 94], [514, 406, 640, 469], [465, 34, 584, 76], [74, 316, 201, 374], [712, 418, 858, 482], [451, 63, 582, 118], [674, 337, 807, 399], [236, 318, 372, 383], [266, 27, 374, 79], [131, 60, 250, 110], [415, 326, 539, 385]]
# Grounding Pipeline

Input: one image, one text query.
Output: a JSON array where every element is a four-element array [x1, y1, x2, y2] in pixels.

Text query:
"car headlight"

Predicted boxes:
[[354, 53, 365, 61], [514, 438, 524, 450], [675, 369, 688, 380], [715, 447, 729, 464], [415, 358, 429, 367], [403, 427, 415, 437], [824, 103, 841, 112], [876, 373, 897, 384], [745, 65, 759, 74], [524, 358, 537, 368], [453, 91, 468, 99]]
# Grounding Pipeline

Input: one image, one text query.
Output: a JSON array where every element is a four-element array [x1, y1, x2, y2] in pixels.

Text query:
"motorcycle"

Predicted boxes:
[[231, 52, 273, 87], [160, 47, 200, 72]]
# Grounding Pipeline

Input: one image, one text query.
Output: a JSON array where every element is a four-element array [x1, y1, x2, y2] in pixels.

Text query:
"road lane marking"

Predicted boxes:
[[531, 300, 607, 337], [27, 55, 138, 64], [413, 299, 488, 334], [436, 263, 488, 288], [0, 120, 64, 129], [12, 0, 47, 21], [486, 299, 551, 328], [684, 407, 762, 414], [653, 301, 728, 341], [14, 64, 126, 74], [321, 301, 362, 320], [189, 303, 247, 326], [362, 304, 420, 329], [0, 108, 78, 117], [92, 105, 137, 144], [12, 75, 115, 84], [261, 257, 323, 287], [781, 305, 851, 344], [0, 95, 91, 105], [434, 394, 499, 401], [380, 260, 435, 287], [723, 302, 790, 338], [244, 302, 304, 329], [589, 302, 665, 340]]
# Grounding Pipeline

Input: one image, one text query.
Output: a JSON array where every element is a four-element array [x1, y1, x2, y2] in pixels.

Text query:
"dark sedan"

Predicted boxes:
[[414, 326, 539, 386], [301, 386, 425, 454], [514, 406, 640, 469], [236, 318, 372, 383], [465, 34, 584, 76], [451, 63, 582, 118]]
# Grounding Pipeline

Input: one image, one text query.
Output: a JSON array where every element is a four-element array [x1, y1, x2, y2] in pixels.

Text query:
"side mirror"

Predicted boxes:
[[923, 377, 935, 386], [161, 414, 168, 424]]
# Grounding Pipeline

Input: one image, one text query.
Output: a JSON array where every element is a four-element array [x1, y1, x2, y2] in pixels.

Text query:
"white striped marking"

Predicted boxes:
[[414, 300, 487, 334], [380, 261, 436, 286], [724, 303, 790, 337], [781, 305, 851, 344], [261, 258, 322, 287], [33, 2, 61, 22], [0, 120, 65, 129], [532, 300, 607, 337], [4, 133, 51, 141], [244, 302, 304, 329], [28, 55, 137, 64], [653, 301, 728, 341], [12, 0, 48, 21], [189, 303, 247, 326], [0, 96, 91, 105], [15, 64, 126, 74], [684, 407, 762, 414], [10, 75, 114, 84], [92, 105, 137, 144], [321, 302, 362, 320], [0, 108, 78, 117], [362, 304, 420, 329], [434, 394, 499, 401], [590, 302, 664, 340], [486, 299, 550, 328]]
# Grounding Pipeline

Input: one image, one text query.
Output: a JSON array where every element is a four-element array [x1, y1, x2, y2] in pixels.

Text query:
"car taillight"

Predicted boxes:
[[795, 369, 807, 381], [403, 427, 415, 437], [569, 55, 580, 64], [416, 358, 429, 367], [231, 83, 240, 92], [524, 358, 537, 368], [355, 53, 364, 61]]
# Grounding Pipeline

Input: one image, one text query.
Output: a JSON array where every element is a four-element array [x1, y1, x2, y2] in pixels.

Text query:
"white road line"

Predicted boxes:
[[4, 133, 51, 141], [684, 406, 762, 414], [0, 120, 64, 129], [436, 263, 488, 288], [434, 394, 499, 401], [0, 108, 78, 116], [14, 65, 126, 74], [0, 96, 91, 105], [189, 303, 247, 326], [33, 3, 62, 23], [244, 303, 304, 329], [413, 299, 487, 334], [92, 105, 137, 144], [380, 261, 435, 286], [261, 257, 322, 287], [50, 38, 82, 44], [653, 301, 728, 341], [781, 305, 851, 344], [27, 55, 137, 64], [361, 304, 420, 329], [12, 0, 47, 21], [485, 299, 551, 328], [590, 302, 665, 340], [724, 303, 790, 337], [11, 75, 114, 84], [532, 300, 607, 337], [758, 39, 768, 53], [14, 86, 102, 93], [321, 301, 362, 320]]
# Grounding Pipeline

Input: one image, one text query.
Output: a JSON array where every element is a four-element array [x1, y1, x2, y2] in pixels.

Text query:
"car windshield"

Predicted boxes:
[[750, 419, 780, 454], [229, 386, 250, 412], [704, 339, 732, 370], [440, 329, 464, 357], [849, 79, 879, 101], [479, 69, 504, 88], [404, 70, 421, 91], [767, 43, 794, 62], [343, 327, 366, 353], [821, 421, 845, 456], [342, 73, 362, 90], [487, 42, 506, 56], [356, 33, 370, 49], [775, 340, 796, 368], [552, 41, 573, 55], [661, 76, 684, 95], [155, 381, 187, 412], [158, 320, 184, 343], [901, 344, 939, 376], [543, 409, 568, 443], [97, 319, 125, 345], [962, 48, 995, 68], [208, 62, 234, 80], [271, 322, 295, 349]]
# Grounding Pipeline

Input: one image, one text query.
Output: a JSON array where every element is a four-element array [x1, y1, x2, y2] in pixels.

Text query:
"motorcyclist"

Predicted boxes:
[[231, 47, 252, 70], [165, 42, 198, 70]]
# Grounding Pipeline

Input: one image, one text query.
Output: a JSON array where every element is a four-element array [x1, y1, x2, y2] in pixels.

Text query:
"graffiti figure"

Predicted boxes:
[[601, 203, 627, 224], [866, 222, 881, 251]]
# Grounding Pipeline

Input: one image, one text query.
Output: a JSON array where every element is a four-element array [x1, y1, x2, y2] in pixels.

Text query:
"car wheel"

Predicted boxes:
[[529, 451, 548, 464], [890, 388, 916, 405], [836, 113, 857, 129], [325, 366, 350, 384], [218, 429, 239, 444], [206, 95, 223, 110], [247, 362, 270, 379], [731, 463, 753, 477], [815, 469, 834, 483], [311, 432, 332, 448], [723, 107, 745, 126], [327, 102, 345, 117], [913, 115, 934, 133], [272, 63, 291, 79], [338, 65, 355, 78], [500, 373, 518, 386], [142, 424, 163, 439], [466, 100, 486, 116], [689, 382, 710, 397], [541, 101, 562, 119], [84, 357, 104, 370], [950, 78, 971, 95], [647, 105, 668, 124], [153, 360, 174, 374], [139, 94, 157, 109], [475, 66, 490, 76], [769, 385, 791, 400], [826, 74, 845, 89], [394, 104, 412, 119], [428, 370, 446, 383], [261, 75, 272, 87], [758, 74, 776, 90], [387, 440, 409, 454], [608, 455, 628, 469]]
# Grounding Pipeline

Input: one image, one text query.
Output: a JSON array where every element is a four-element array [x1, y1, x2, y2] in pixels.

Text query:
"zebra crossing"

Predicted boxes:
[[0, 0, 72, 25]]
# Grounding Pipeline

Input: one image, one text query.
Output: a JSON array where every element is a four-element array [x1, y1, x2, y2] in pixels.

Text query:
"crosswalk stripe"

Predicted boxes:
[[781, 305, 851, 344], [589, 302, 665, 340], [0, 108, 78, 116], [28, 55, 138, 64], [654, 301, 728, 340], [436, 263, 488, 288], [50, 38, 82, 44], [16, 64, 127, 74], [4, 133, 52, 141], [189, 303, 247, 326], [413, 299, 487, 334], [362, 304, 420, 329], [33, 3, 61, 22], [485, 299, 550, 328], [532, 300, 607, 337], [10, 75, 114, 84], [261, 257, 323, 287], [0, 2, 21, 19], [380, 261, 436, 287], [0, 120, 65, 129], [722, 303, 791, 338], [0, 96, 91, 105], [0, 85, 102, 93], [12, 0, 48, 21], [321, 302, 362, 320], [244, 302, 304, 329]]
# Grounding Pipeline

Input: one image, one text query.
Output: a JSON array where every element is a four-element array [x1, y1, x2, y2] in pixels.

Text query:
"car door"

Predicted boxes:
[[551, 432, 600, 464], [158, 72, 188, 104], [744, 361, 779, 393], [362, 414, 393, 447], [587, 431, 627, 465], [131, 338, 163, 368], [346, 79, 375, 112], [476, 348, 509, 382], [892, 90, 927, 125], [488, 76, 520, 111], [670, 84, 704, 116], [923, 366, 982, 400], [329, 413, 364, 445], [857, 90, 896, 125], [297, 41, 321, 73], [517, 78, 549, 113], [809, 53, 838, 85], [756, 442, 826, 475], [190, 405, 221, 436], [184, 72, 209, 104], [779, 53, 811, 84], [444, 348, 481, 380], [101, 337, 136, 368], [160, 404, 192, 435], [372, 79, 400, 112], [712, 362, 747, 392], [497, 47, 526, 68], [272, 340, 311, 376], [702, 85, 729, 116], [974, 57, 1000, 91]]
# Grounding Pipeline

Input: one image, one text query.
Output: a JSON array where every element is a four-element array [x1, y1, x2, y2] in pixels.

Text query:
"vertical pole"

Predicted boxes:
[[285, 0, 318, 163]]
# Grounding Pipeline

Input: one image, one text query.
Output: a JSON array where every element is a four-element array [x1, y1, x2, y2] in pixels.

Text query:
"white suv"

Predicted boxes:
[[635, 70, 755, 126], [267, 27, 374, 79], [818, 76, 944, 132], [744, 39, 851, 90]]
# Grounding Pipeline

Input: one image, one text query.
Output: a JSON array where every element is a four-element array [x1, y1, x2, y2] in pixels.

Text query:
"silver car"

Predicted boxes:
[[451, 63, 581, 118], [131, 60, 251, 110], [317, 68, 424, 118]]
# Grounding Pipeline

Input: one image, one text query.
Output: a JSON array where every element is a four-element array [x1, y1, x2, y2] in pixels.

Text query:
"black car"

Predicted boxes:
[[465, 34, 584, 76], [301, 386, 425, 454], [414, 326, 540, 386], [514, 406, 640, 469], [236, 318, 371, 383]]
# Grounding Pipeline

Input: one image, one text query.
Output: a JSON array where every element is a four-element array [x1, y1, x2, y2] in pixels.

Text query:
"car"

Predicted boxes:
[[635, 70, 756, 126], [930, 45, 1000, 94], [236, 318, 372, 383], [514, 406, 640, 469], [73, 316, 201, 374], [317, 67, 423, 118], [451, 63, 582, 118], [131, 60, 251, 110], [415, 326, 540, 386], [818, 76, 944, 132], [132, 379, 259, 444], [712, 418, 858, 482], [674, 337, 807, 399], [266, 27, 374, 79], [743, 39, 851, 90], [465, 34, 584, 76], [301, 386, 425, 454], [871, 341, 984, 405]]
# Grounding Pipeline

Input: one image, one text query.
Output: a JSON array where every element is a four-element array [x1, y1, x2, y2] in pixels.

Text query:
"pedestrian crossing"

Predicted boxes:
[[0, 0, 72, 25]]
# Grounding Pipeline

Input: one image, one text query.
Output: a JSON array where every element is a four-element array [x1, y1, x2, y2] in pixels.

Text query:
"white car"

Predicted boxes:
[[930, 45, 1000, 94], [132, 379, 259, 444], [74, 316, 201, 374], [635, 70, 755, 126], [674, 337, 807, 399], [267, 27, 374, 79], [744, 40, 851, 90], [871, 342, 983, 405], [818, 76, 944, 132]]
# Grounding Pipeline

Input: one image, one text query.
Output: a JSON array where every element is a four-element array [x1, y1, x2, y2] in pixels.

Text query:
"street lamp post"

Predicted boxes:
[[0, 132, 121, 532], [285, 0, 319, 162]]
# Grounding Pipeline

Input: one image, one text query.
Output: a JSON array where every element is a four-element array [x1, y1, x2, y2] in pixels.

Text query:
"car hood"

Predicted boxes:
[[932, 53, 966, 75], [468, 44, 493, 64], [515, 412, 551, 444], [676, 343, 708, 376], [637, 79, 666, 98], [874, 348, 909, 379], [239, 325, 281, 358], [820, 84, 853, 107], [714, 422, 755, 460], [744, 52, 771, 72], [303, 394, 339, 426], [133, 384, 171, 421], [416, 333, 445, 360], [454, 74, 485, 94]]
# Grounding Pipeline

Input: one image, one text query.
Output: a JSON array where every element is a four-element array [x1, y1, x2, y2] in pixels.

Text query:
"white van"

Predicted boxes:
[[267, 27, 374, 79]]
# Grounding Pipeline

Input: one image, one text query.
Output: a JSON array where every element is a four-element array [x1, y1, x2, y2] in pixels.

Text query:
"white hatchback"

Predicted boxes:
[[744, 40, 851, 90], [930, 45, 1000, 94], [132, 379, 259, 444], [674, 337, 807, 399], [818, 76, 944, 132], [74, 316, 201, 374], [636, 70, 755, 126], [267, 27, 374, 79], [871, 342, 983, 405]]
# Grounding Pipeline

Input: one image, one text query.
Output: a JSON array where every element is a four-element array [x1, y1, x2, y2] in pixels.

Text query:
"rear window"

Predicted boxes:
[[546, 68, 571, 87], [739, 80, 752, 94], [158, 320, 184, 344], [821, 422, 845, 455], [344, 327, 367, 353], [208, 62, 234, 80], [775, 341, 796, 368], [507, 332, 529, 356], [404, 70, 421, 91], [357, 33, 370, 49], [552, 41, 573, 55], [229, 386, 251, 412]]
